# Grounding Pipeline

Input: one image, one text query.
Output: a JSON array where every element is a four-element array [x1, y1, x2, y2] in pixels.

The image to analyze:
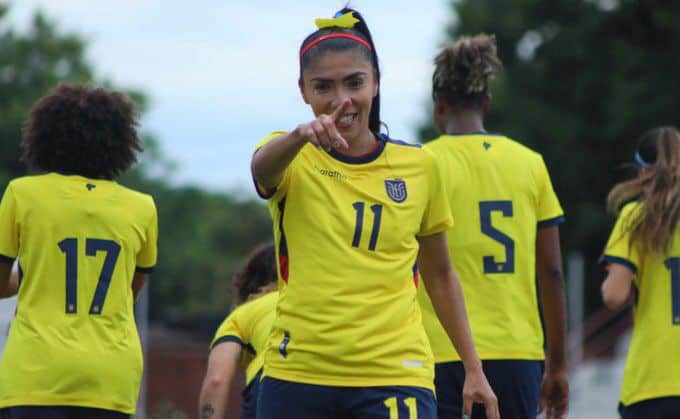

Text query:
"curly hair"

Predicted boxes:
[[21, 83, 143, 179], [432, 34, 503, 110], [607, 126, 680, 255], [232, 243, 277, 305]]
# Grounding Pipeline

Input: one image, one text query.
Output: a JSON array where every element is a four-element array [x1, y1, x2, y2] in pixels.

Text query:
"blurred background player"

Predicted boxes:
[[0, 84, 158, 419], [251, 8, 498, 419], [417, 34, 569, 419], [600, 127, 680, 419], [198, 243, 277, 419]]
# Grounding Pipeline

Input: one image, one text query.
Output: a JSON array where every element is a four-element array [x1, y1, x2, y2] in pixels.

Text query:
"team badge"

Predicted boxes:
[[385, 179, 407, 203]]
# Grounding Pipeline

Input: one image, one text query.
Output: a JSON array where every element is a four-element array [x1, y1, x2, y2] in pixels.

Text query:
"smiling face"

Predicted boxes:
[[300, 49, 379, 147]]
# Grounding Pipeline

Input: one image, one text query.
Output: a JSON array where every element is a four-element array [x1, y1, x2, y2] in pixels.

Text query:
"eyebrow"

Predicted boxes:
[[310, 72, 368, 83]]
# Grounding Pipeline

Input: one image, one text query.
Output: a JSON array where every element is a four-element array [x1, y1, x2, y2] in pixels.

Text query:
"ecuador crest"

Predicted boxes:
[[385, 179, 407, 203]]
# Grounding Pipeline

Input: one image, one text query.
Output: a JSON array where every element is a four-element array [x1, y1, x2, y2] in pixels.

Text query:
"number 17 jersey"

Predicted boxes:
[[0, 173, 158, 414]]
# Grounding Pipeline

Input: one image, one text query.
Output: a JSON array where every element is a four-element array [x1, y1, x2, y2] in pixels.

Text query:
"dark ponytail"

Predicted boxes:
[[298, 8, 382, 133]]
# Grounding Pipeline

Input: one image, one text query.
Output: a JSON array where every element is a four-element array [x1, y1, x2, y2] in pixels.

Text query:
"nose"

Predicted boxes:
[[331, 87, 352, 111]]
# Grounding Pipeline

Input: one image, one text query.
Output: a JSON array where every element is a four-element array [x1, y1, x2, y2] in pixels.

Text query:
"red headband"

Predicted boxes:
[[300, 33, 372, 59]]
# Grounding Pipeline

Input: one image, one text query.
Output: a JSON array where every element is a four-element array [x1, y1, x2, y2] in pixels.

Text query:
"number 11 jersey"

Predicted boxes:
[[254, 132, 453, 390], [0, 173, 158, 414]]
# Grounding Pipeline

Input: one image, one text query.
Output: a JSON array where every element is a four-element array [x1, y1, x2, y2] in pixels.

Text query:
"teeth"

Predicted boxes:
[[339, 114, 354, 124]]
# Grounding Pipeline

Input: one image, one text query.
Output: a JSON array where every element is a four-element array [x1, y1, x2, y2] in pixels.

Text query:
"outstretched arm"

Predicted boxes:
[[251, 100, 350, 190]]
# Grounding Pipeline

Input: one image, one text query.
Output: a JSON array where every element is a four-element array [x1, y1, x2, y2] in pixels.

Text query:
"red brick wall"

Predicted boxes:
[[147, 345, 244, 419]]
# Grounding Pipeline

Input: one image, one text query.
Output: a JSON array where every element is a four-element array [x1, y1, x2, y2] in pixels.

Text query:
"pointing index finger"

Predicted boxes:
[[330, 99, 351, 122]]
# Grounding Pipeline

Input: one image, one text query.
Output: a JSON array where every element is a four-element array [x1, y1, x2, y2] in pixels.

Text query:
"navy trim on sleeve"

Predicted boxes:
[[136, 265, 155, 274], [211, 335, 256, 355], [537, 215, 566, 229], [599, 254, 638, 274], [0, 254, 15, 264], [253, 177, 276, 200]]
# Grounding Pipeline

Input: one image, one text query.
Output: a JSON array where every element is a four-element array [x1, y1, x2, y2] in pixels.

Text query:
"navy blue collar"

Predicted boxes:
[[329, 133, 387, 164]]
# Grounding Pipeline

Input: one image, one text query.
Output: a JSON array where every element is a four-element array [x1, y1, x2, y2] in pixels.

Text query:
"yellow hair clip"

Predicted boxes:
[[315, 12, 359, 29]]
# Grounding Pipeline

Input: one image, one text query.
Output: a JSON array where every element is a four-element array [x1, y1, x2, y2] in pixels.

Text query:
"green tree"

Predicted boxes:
[[420, 0, 680, 312], [0, 5, 272, 317]]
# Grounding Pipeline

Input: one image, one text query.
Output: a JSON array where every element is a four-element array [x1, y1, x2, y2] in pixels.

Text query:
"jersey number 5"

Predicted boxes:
[[479, 201, 515, 274], [58, 238, 121, 315], [665, 257, 680, 325]]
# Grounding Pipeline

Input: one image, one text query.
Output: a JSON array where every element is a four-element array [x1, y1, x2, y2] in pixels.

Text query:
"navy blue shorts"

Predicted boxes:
[[256, 376, 436, 419], [618, 397, 680, 419], [0, 406, 129, 419], [434, 360, 543, 419], [240, 370, 263, 419]]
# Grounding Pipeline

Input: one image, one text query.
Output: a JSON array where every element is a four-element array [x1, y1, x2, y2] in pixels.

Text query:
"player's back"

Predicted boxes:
[[418, 133, 564, 361], [0, 172, 157, 413]]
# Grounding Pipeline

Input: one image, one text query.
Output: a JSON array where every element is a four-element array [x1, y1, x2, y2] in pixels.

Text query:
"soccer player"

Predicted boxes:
[[251, 8, 498, 419], [417, 34, 569, 419], [600, 127, 680, 419], [198, 243, 277, 419], [0, 84, 158, 419]]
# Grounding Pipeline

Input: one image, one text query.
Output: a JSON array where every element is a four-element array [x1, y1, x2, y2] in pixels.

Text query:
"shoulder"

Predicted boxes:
[[381, 134, 431, 162], [618, 201, 642, 221], [116, 184, 156, 209], [6, 174, 50, 190], [244, 291, 279, 313]]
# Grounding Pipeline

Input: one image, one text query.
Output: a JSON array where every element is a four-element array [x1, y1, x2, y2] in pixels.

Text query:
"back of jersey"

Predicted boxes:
[[418, 133, 563, 362], [0, 173, 157, 414]]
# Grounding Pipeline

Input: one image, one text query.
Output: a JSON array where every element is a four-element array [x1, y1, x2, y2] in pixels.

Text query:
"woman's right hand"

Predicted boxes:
[[292, 99, 350, 151], [462, 367, 500, 419]]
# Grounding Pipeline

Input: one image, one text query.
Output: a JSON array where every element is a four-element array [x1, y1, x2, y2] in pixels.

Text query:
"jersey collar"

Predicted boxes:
[[328, 133, 386, 164]]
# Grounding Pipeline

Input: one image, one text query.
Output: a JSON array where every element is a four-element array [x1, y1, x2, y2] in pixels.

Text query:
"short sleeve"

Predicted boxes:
[[136, 198, 158, 273], [418, 148, 454, 237], [210, 307, 255, 354], [600, 202, 641, 274], [535, 155, 565, 228], [0, 183, 19, 263], [253, 131, 294, 200]]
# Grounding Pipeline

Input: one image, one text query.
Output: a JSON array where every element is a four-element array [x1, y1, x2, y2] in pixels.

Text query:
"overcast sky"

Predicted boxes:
[[7, 0, 452, 196]]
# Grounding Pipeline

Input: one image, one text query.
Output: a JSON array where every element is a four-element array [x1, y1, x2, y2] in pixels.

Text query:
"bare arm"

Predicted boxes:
[[132, 272, 149, 301], [536, 226, 569, 419], [251, 100, 349, 190], [601, 263, 634, 311], [0, 263, 17, 298], [198, 341, 242, 419], [417, 232, 498, 419]]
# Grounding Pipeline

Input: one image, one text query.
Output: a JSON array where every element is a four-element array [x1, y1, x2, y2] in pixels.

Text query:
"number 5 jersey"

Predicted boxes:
[[0, 173, 158, 414], [253, 132, 453, 390], [417, 133, 564, 363]]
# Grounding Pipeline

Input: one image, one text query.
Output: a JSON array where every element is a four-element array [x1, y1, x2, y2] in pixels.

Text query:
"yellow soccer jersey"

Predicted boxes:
[[418, 133, 564, 362], [254, 132, 453, 390], [211, 291, 278, 385], [0, 173, 158, 414], [601, 202, 680, 406]]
